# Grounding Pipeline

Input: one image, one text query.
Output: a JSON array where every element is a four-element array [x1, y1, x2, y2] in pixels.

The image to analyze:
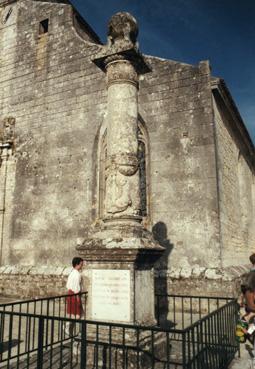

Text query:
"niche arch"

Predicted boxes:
[[97, 114, 151, 224]]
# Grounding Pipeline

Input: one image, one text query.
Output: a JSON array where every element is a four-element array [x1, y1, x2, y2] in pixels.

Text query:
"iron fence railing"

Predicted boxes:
[[155, 294, 234, 329], [0, 292, 87, 318], [182, 300, 238, 369], [0, 293, 238, 369]]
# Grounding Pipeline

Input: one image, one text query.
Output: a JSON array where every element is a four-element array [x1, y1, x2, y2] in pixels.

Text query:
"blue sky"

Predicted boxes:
[[71, 0, 255, 145]]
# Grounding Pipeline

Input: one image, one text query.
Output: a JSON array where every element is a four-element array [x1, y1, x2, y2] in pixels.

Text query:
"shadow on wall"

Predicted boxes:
[[152, 221, 174, 328]]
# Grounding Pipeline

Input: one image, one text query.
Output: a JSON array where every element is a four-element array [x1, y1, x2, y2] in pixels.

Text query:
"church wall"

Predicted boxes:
[[213, 95, 255, 267], [139, 57, 221, 272], [0, 0, 106, 265], [0, 1, 19, 266], [0, 1, 222, 272]]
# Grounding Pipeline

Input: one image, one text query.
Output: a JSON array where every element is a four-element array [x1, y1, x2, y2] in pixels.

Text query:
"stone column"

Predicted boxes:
[[77, 12, 163, 326], [104, 57, 140, 223]]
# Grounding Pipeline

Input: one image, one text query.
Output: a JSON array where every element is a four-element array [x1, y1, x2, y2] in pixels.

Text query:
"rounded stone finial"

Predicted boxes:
[[108, 12, 138, 45]]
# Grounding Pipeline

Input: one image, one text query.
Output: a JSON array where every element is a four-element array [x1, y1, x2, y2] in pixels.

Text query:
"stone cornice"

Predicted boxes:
[[92, 46, 151, 75]]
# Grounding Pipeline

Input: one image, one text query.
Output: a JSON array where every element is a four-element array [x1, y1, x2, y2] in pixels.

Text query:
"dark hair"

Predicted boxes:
[[246, 271, 255, 292], [72, 257, 83, 268], [241, 284, 248, 294], [250, 254, 255, 265]]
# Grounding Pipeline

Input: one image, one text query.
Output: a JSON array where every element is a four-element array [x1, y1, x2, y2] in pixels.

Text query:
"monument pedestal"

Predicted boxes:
[[77, 236, 162, 325]]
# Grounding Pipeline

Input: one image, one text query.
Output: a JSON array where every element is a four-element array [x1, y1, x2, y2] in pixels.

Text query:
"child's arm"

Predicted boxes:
[[245, 291, 255, 312], [239, 293, 245, 307]]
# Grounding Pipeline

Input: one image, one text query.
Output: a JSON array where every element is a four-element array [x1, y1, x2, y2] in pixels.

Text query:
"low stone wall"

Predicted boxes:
[[0, 265, 72, 298], [155, 264, 250, 298], [0, 264, 249, 299]]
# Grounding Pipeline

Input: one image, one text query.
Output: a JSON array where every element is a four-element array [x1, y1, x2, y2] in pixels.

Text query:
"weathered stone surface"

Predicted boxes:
[[0, 264, 69, 297], [180, 266, 192, 279], [0, 0, 104, 266], [62, 266, 73, 276], [212, 91, 255, 267], [192, 265, 206, 277], [204, 268, 222, 280], [108, 12, 138, 46]]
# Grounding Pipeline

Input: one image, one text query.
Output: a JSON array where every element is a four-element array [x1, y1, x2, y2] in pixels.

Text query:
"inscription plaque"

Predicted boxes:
[[91, 269, 131, 322]]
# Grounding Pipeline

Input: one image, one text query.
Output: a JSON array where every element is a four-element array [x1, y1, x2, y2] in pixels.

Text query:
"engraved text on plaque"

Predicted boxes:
[[91, 269, 131, 322]]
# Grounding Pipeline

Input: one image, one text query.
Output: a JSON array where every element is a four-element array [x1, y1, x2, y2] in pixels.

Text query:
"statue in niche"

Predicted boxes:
[[105, 169, 132, 214], [99, 123, 148, 219], [0, 117, 15, 167], [0, 117, 15, 144]]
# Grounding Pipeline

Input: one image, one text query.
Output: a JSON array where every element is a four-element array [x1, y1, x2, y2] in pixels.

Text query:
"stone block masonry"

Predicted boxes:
[[0, 265, 72, 297], [0, 0, 106, 266], [0, 0, 222, 271]]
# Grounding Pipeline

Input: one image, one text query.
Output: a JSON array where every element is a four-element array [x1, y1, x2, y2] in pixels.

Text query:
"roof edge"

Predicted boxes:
[[212, 78, 255, 172], [30, 0, 102, 44], [72, 8, 101, 44]]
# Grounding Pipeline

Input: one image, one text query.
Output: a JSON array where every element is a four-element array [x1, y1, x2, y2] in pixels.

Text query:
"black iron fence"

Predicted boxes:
[[0, 294, 238, 369], [0, 292, 87, 318], [0, 292, 87, 368], [182, 300, 238, 369], [155, 294, 234, 328]]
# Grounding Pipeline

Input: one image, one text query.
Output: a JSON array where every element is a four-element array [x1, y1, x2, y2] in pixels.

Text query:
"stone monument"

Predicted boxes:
[[77, 12, 163, 325]]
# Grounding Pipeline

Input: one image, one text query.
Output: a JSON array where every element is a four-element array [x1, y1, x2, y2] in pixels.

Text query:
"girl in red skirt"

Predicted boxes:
[[65, 257, 84, 336]]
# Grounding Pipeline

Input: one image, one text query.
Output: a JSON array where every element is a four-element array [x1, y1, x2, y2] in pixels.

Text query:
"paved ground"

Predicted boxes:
[[0, 343, 80, 369], [230, 343, 255, 369]]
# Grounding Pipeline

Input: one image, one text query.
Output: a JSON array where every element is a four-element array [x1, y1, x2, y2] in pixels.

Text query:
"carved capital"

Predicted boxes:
[[106, 59, 138, 87], [92, 12, 151, 75], [106, 153, 138, 176]]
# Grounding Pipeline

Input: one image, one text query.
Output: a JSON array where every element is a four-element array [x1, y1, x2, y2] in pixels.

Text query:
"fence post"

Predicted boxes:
[[80, 320, 87, 369], [182, 331, 186, 369], [233, 300, 240, 358], [0, 312, 4, 362], [37, 316, 44, 369], [7, 314, 13, 362], [46, 299, 49, 348]]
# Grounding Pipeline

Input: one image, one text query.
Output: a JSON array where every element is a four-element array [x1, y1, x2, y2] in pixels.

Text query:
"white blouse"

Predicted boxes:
[[66, 269, 81, 293]]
